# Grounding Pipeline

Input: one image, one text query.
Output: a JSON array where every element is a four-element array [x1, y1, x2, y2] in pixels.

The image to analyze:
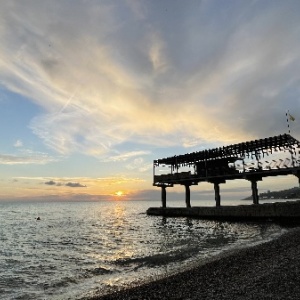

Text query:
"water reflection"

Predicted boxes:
[[0, 201, 287, 300], [151, 215, 283, 266]]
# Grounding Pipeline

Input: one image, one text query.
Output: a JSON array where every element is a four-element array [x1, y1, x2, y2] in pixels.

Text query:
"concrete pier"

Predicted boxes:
[[151, 134, 300, 221], [147, 200, 300, 222]]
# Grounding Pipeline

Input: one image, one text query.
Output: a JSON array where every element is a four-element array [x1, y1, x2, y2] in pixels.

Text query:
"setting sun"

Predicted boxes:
[[115, 191, 124, 197]]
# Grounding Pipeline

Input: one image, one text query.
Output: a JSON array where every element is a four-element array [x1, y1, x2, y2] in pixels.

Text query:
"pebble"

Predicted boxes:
[[91, 227, 300, 300]]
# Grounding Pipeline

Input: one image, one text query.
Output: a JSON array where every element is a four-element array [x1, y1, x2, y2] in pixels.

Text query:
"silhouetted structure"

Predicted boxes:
[[153, 134, 300, 207]]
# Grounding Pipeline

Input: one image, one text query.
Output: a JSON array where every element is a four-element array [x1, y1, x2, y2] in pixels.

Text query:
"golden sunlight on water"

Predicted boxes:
[[107, 204, 135, 261], [0, 200, 287, 299]]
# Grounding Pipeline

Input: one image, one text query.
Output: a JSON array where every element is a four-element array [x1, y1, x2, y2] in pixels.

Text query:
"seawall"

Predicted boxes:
[[147, 200, 300, 222]]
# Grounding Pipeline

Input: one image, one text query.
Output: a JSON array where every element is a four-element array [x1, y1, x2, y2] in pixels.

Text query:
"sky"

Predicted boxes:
[[0, 0, 300, 202]]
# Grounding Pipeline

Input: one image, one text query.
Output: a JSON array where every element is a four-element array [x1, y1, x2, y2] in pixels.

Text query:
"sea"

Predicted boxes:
[[0, 199, 294, 300]]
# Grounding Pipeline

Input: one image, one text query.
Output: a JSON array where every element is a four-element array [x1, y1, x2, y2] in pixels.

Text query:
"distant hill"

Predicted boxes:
[[243, 187, 300, 200]]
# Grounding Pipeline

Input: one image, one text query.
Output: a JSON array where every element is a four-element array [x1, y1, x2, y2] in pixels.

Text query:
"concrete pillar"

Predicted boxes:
[[295, 171, 300, 187], [251, 180, 259, 204], [185, 184, 191, 208], [214, 182, 221, 207], [161, 186, 166, 208]]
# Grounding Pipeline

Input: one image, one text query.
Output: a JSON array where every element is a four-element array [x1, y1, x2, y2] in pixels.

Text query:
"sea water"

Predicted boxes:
[[0, 199, 289, 299]]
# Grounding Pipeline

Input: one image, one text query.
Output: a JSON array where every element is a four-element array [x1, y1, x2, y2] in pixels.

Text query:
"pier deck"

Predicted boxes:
[[150, 133, 300, 219]]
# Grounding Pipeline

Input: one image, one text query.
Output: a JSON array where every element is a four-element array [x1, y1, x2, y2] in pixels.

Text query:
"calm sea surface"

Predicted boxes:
[[0, 199, 291, 299]]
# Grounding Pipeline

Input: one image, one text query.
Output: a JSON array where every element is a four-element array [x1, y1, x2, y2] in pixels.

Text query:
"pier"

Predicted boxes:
[[147, 133, 300, 220]]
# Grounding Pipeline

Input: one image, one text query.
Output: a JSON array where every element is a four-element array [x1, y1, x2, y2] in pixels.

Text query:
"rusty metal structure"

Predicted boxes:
[[153, 133, 300, 208]]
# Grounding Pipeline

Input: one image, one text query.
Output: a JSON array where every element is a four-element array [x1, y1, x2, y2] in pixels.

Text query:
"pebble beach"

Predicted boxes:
[[93, 226, 300, 300]]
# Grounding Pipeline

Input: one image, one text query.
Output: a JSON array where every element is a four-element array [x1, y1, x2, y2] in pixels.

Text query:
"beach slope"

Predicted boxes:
[[93, 227, 300, 300]]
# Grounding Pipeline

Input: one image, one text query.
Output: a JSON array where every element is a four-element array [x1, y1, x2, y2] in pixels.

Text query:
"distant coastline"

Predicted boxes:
[[243, 186, 300, 200]]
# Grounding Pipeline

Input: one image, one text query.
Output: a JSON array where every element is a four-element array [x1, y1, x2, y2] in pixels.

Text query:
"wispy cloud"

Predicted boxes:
[[102, 150, 151, 162], [126, 157, 152, 172], [1, 0, 300, 159], [17, 176, 144, 184], [148, 30, 168, 73], [0, 152, 57, 165]]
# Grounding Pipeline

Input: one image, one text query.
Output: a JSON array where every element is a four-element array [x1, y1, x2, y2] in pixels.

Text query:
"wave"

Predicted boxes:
[[114, 246, 201, 270], [86, 266, 115, 276]]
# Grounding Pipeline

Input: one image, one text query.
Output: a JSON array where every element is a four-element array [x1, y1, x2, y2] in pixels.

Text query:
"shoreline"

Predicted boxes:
[[91, 226, 300, 300]]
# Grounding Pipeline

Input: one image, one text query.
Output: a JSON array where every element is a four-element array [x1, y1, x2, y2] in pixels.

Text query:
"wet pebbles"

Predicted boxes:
[[92, 227, 300, 300]]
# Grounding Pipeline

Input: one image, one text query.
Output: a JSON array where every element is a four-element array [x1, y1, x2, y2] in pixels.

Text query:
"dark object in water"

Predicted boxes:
[[36, 217, 41, 221]]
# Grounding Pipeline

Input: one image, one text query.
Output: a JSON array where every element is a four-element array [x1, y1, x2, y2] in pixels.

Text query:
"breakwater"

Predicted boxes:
[[147, 200, 300, 222]]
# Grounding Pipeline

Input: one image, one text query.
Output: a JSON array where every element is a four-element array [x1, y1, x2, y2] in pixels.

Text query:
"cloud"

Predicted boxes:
[[65, 182, 87, 188], [45, 180, 56, 186], [0, 0, 300, 159], [0, 152, 57, 165], [102, 150, 151, 162], [44, 179, 87, 187], [147, 30, 168, 73], [14, 140, 23, 148], [126, 157, 152, 172], [17, 176, 144, 185]]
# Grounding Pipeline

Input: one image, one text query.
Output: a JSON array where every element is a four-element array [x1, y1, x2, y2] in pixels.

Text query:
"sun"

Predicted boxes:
[[115, 191, 124, 197], [112, 190, 128, 200]]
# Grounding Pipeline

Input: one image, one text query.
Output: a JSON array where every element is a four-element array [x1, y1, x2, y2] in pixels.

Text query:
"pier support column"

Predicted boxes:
[[185, 184, 191, 208], [214, 182, 221, 207], [161, 186, 167, 208], [210, 180, 225, 207], [251, 180, 259, 204], [294, 171, 300, 187], [246, 176, 262, 205]]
